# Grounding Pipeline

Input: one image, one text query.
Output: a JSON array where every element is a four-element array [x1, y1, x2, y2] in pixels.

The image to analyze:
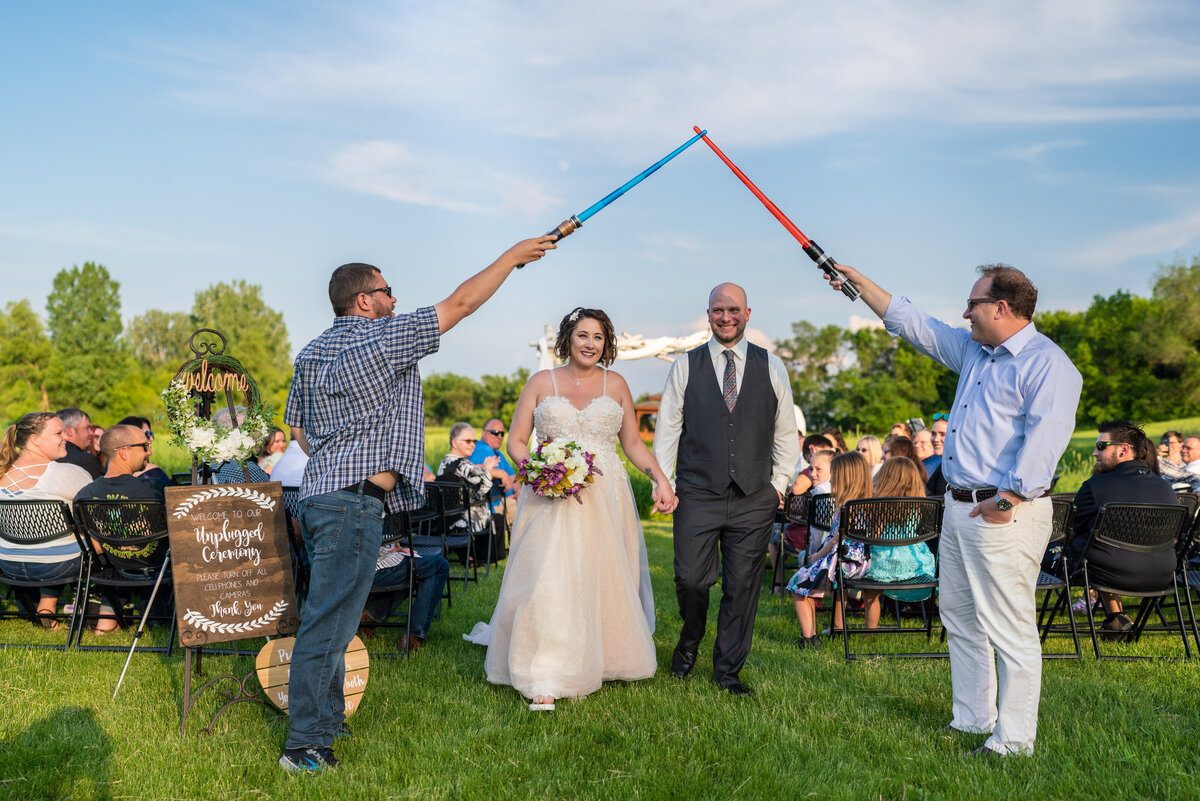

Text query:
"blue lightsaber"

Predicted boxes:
[[519, 130, 706, 267]]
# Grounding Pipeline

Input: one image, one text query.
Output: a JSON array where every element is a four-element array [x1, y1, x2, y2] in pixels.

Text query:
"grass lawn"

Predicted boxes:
[[2, 516, 1200, 800]]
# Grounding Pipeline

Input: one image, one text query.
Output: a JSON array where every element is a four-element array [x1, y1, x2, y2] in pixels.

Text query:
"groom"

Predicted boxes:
[[654, 282, 799, 695]]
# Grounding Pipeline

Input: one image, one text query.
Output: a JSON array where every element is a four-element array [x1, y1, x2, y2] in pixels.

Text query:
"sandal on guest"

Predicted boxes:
[[36, 612, 60, 630], [528, 695, 555, 711]]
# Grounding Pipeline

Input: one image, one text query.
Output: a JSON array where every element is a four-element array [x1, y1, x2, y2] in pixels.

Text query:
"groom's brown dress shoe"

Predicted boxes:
[[670, 646, 697, 679]]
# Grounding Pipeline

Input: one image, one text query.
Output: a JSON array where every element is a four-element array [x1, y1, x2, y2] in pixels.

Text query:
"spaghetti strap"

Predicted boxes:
[[549, 367, 559, 396], [602, 367, 607, 396]]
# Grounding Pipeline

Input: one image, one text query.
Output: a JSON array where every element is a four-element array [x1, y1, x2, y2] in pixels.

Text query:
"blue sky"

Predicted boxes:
[[3, 1, 1199, 397]]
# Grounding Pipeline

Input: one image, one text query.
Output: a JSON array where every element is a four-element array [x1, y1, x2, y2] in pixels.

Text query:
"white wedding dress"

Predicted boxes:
[[465, 370, 656, 701]]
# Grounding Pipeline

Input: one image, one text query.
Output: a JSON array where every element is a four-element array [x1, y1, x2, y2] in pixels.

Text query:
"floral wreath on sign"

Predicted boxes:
[[161, 379, 274, 466]]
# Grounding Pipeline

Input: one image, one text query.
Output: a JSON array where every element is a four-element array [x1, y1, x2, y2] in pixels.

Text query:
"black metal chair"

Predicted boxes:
[[773, 492, 809, 597], [279, 486, 310, 611], [1076, 502, 1192, 661], [358, 510, 421, 657], [1034, 496, 1082, 659], [835, 496, 944, 661], [0, 499, 83, 648], [428, 480, 481, 591], [72, 499, 175, 653]]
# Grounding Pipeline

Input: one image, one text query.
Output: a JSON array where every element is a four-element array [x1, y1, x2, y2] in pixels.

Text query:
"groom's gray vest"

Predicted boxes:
[[676, 343, 776, 495]]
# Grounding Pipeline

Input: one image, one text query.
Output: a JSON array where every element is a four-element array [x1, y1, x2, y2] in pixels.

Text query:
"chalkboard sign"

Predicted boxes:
[[166, 483, 299, 646], [255, 636, 369, 716]]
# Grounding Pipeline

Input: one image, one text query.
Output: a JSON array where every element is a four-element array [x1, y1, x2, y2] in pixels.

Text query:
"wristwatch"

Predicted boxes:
[[995, 496, 1014, 512]]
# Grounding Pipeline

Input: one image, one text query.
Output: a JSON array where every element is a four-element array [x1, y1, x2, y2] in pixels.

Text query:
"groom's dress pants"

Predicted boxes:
[[673, 482, 777, 685]]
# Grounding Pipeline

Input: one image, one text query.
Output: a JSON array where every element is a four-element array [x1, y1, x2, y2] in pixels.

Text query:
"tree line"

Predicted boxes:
[[5, 255, 1196, 436], [775, 256, 1200, 434], [0, 262, 292, 426]]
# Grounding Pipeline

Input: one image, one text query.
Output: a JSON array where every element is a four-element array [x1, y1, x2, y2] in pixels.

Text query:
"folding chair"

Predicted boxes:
[[410, 489, 452, 608], [279, 486, 311, 610], [1076, 502, 1192, 661], [773, 492, 808, 597], [359, 510, 420, 657], [72, 499, 175, 653], [429, 480, 478, 591], [1035, 496, 1082, 659], [0, 499, 83, 649], [835, 496, 944, 661]]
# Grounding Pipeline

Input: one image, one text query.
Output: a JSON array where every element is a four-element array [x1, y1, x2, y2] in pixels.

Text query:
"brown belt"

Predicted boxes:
[[948, 486, 997, 503]]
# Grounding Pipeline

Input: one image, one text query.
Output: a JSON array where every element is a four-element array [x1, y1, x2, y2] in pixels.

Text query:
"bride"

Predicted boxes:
[[466, 307, 677, 710]]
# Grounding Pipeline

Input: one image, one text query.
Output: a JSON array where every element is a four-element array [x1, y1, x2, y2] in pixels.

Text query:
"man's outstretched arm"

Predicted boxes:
[[434, 236, 557, 334]]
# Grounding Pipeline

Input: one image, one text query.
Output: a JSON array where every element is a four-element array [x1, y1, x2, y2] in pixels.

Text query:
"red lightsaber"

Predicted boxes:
[[693, 125, 860, 301]]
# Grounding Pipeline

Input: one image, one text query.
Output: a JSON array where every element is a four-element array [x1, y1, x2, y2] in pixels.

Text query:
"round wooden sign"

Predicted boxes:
[[255, 636, 369, 716]]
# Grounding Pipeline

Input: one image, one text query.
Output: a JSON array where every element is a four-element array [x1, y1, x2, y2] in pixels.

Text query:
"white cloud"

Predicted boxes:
[[1072, 205, 1200, 268], [150, 0, 1200, 155], [0, 221, 222, 255], [999, 140, 1087, 163], [323, 139, 560, 216]]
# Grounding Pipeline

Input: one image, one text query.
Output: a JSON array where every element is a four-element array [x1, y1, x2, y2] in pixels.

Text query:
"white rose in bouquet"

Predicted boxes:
[[186, 426, 217, 451], [564, 454, 589, 484]]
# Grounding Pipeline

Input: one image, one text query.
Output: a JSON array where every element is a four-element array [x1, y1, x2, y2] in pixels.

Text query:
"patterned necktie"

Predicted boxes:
[[722, 350, 738, 411]]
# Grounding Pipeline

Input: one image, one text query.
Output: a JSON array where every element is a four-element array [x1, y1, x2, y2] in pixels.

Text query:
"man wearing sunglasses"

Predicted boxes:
[[280, 234, 556, 773], [1067, 420, 1177, 640], [826, 262, 1081, 758], [470, 418, 519, 526]]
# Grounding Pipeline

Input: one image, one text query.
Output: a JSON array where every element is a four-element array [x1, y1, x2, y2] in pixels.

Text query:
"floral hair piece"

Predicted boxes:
[[568, 308, 581, 323]]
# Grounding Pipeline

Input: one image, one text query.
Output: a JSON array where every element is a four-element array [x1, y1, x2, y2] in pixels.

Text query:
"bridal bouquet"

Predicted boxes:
[[517, 438, 603, 504]]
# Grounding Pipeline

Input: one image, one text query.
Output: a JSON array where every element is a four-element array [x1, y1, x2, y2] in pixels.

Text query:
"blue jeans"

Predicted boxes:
[[365, 553, 450, 639], [0, 556, 81, 599], [285, 487, 384, 750]]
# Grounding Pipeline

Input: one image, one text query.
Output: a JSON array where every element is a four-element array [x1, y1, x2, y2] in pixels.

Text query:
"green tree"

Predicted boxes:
[[127, 309, 194, 371], [0, 300, 55, 421], [190, 281, 292, 417], [423, 373, 479, 424], [44, 262, 126, 413], [1146, 256, 1200, 416]]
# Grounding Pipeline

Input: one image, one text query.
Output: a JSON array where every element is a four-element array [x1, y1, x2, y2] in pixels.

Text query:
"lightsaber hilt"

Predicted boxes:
[[515, 216, 581, 269], [802, 239, 860, 301]]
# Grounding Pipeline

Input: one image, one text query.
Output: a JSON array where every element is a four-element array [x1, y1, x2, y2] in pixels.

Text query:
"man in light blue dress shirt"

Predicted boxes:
[[827, 263, 1081, 757]]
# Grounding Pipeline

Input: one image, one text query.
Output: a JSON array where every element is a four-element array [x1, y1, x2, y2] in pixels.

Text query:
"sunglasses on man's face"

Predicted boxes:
[[362, 286, 393, 298], [932, 413, 949, 421], [485, 429, 505, 437], [123, 442, 151, 452], [1095, 441, 1123, 452]]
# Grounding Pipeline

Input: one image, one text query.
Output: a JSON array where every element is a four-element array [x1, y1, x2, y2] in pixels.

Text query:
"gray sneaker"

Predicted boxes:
[[279, 746, 337, 773]]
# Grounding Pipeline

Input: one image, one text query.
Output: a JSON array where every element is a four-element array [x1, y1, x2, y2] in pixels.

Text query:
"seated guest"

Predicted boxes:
[[861, 457, 937, 626], [74, 425, 169, 623], [791, 434, 835, 495], [360, 541, 450, 652], [883, 435, 928, 484], [930, 414, 948, 457], [855, 435, 883, 477], [1067, 420, 1178, 640], [207, 407, 270, 483], [1158, 429, 1200, 492], [470, 418, 518, 525], [55, 408, 103, 479], [270, 439, 310, 487], [258, 428, 288, 475], [116, 416, 172, 486], [436, 422, 496, 556], [88, 424, 104, 457], [0, 412, 94, 627], [821, 427, 848, 454], [890, 421, 912, 439], [1184, 437, 1200, 476], [914, 429, 939, 476]]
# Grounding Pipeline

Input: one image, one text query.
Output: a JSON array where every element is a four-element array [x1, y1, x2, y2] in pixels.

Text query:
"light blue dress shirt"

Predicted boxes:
[[883, 296, 1082, 501]]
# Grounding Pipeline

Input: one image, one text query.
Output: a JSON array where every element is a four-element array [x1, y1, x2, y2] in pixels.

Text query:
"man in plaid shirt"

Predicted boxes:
[[279, 235, 555, 773]]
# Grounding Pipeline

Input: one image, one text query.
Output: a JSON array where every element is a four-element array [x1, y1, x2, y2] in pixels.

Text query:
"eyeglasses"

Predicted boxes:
[[932, 413, 949, 421], [362, 286, 393, 298], [1095, 441, 1123, 451], [458, 438, 476, 445], [144, 431, 154, 441], [122, 442, 151, 452], [966, 297, 998, 310], [485, 429, 505, 437]]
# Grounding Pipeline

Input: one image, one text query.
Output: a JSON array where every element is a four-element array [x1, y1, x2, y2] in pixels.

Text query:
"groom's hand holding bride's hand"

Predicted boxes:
[[652, 484, 678, 514]]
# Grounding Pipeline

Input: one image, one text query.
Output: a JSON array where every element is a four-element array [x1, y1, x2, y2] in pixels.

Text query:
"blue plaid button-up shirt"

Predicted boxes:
[[284, 306, 440, 512]]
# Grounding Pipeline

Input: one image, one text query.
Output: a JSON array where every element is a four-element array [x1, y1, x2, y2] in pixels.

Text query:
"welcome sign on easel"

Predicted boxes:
[[166, 482, 299, 646]]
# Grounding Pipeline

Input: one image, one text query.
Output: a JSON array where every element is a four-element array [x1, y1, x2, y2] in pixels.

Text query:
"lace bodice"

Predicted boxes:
[[532, 369, 624, 471]]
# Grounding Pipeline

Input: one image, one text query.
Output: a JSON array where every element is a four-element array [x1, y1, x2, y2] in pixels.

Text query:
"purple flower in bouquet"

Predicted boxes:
[[517, 437, 603, 503]]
